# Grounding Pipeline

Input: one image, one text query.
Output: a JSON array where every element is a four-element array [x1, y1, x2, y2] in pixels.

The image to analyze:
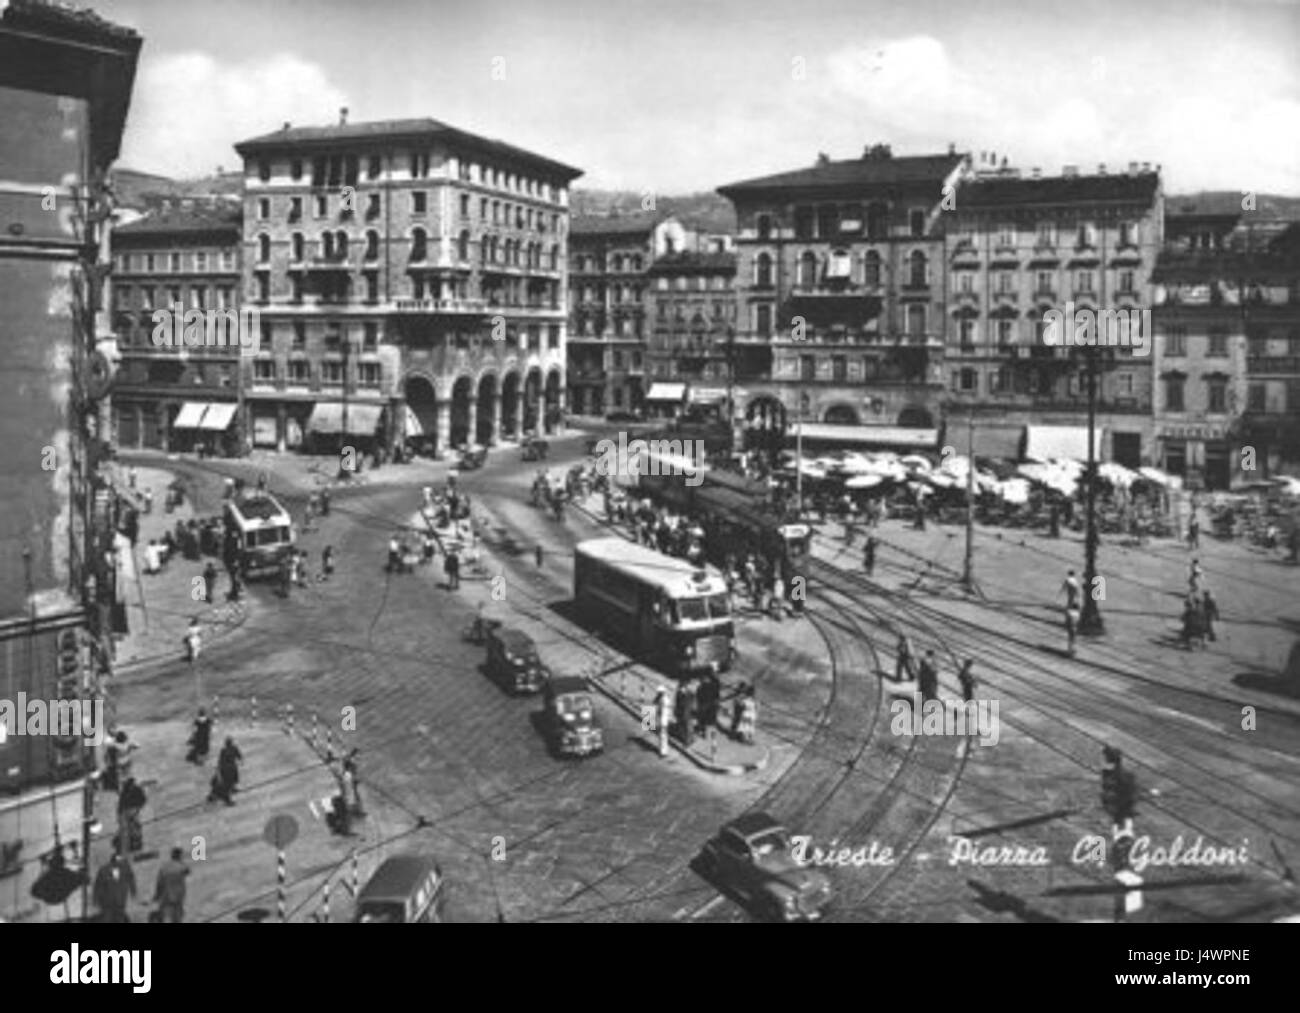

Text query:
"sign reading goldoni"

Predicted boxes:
[[593, 433, 705, 487], [1040, 302, 1151, 357], [150, 303, 261, 355], [0, 694, 105, 745]]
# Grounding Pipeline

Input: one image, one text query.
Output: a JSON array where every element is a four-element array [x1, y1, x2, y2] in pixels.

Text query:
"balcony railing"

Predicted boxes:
[[392, 297, 488, 314]]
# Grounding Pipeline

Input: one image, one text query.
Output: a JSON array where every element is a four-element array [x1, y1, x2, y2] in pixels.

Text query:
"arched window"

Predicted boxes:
[[410, 227, 427, 262], [321, 231, 334, 258], [866, 203, 887, 240], [908, 250, 927, 287], [550, 245, 560, 270], [864, 250, 881, 287], [611, 254, 624, 273], [291, 233, 304, 262], [364, 230, 379, 261], [335, 230, 348, 258], [798, 251, 818, 288], [757, 214, 772, 240], [257, 233, 271, 263], [755, 252, 773, 288], [458, 230, 470, 261]]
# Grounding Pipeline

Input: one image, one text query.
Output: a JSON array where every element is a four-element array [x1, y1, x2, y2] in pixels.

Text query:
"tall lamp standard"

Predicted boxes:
[[1079, 343, 1105, 635]]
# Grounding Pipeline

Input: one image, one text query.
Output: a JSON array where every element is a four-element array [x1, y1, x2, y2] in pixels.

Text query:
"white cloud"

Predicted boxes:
[[120, 52, 349, 177]]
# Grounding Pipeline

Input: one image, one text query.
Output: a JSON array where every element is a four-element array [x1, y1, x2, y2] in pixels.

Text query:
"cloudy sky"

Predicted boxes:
[[94, 0, 1299, 195]]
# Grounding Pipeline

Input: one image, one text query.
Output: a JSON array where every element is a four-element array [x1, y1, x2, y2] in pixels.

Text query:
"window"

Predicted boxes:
[[990, 367, 1010, 392], [1035, 271, 1053, 295], [959, 318, 976, 349], [288, 359, 310, 384], [359, 362, 381, 387], [167, 285, 182, 306], [908, 251, 927, 287], [1075, 271, 1094, 294], [1036, 221, 1056, 247], [170, 252, 182, 272], [910, 209, 927, 238], [997, 319, 1014, 347], [291, 233, 304, 262], [366, 193, 380, 220], [907, 304, 926, 336], [410, 152, 429, 178], [832, 355, 847, 381], [412, 191, 427, 215], [800, 354, 816, 381], [410, 228, 427, 262], [217, 286, 233, 310], [256, 198, 270, 221], [1119, 221, 1137, 247], [146, 254, 156, 272], [1165, 327, 1187, 356], [864, 251, 882, 288], [290, 275, 303, 302], [255, 275, 269, 302], [257, 235, 270, 263], [365, 273, 378, 303], [492, 201, 500, 225], [1165, 377, 1185, 411], [996, 223, 1015, 247], [292, 322, 306, 349], [958, 272, 973, 293], [959, 368, 977, 392], [1076, 222, 1096, 248], [798, 251, 818, 288], [548, 325, 560, 350], [756, 214, 772, 240], [191, 251, 207, 272], [322, 360, 343, 386], [287, 196, 302, 224], [290, 159, 303, 181], [1247, 383, 1266, 411], [1119, 270, 1135, 293], [817, 205, 838, 239], [258, 160, 270, 182], [755, 253, 773, 288], [457, 230, 470, 261], [254, 358, 276, 383], [794, 206, 815, 240], [141, 287, 155, 310], [996, 271, 1013, 294], [315, 195, 328, 218], [1208, 330, 1228, 357], [1116, 372, 1133, 396], [364, 230, 379, 261], [460, 194, 470, 218], [1207, 379, 1227, 413], [756, 304, 772, 337]]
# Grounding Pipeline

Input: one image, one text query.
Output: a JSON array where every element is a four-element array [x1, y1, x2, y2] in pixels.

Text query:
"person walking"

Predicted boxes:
[[342, 748, 363, 815], [1048, 501, 1061, 539], [863, 535, 877, 578], [319, 488, 330, 516], [422, 532, 436, 566], [894, 634, 916, 682], [184, 618, 202, 665], [153, 847, 189, 923], [1202, 588, 1220, 643], [1187, 512, 1200, 550], [957, 659, 976, 702], [1188, 558, 1205, 596], [656, 687, 672, 758], [93, 841, 136, 923], [202, 561, 218, 606], [321, 545, 335, 581], [186, 708, 212, 765], [732, 684, 757, 744], [387, 534, 401, 574], [208, 737, 243, 805], [445, 548, 461, 590], [1180, 593, 1206, 650], [917, 650, 939, 703], [676, 681, 698, 749], [1061, 569, 1082, 657], [117, 775, 146, 854]]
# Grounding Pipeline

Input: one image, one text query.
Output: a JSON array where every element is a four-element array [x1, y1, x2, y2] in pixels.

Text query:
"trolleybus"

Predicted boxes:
[[224, 491, 295, 578], [574, 537, 735, 676]]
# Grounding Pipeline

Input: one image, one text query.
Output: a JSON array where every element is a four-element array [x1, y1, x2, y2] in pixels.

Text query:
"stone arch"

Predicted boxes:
[[476, 371, 499, 446], [745, 393, 787, 459], [523, 366, 544, 435], [544, 368, 563, 435], [404, 373, 439, 456], [500, 370, 522, 439], [823, 403, 860, 425], [897, 405, 934, 429], [449, 374, 474, 448]]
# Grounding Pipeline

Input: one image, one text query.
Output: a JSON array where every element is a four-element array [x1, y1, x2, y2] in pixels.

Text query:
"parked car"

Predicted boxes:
[[697, 812, 832, 922], [485, 626, 548, 695], [542, 677, 604, 757], [521, 436, 549, 462], [459, 446, 488, 470], [353, 854, 446, 923]]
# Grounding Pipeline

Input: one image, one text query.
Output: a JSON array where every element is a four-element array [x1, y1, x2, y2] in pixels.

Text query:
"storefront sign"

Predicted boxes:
[[1158, 424, 1224, 441]]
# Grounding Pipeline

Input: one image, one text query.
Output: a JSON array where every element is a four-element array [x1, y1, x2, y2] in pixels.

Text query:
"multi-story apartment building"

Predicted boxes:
[[111, 202, 244, 453], [643, 251, 738, 418], [233, 113, 580, 456], [0, 0, 139, 800], [567, 213, 691, 416], [718, 145, 966, 452], [943, 163, 1163, 467]]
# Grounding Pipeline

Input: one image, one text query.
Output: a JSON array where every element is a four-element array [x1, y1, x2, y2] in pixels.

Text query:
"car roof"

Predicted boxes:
[[548, 676, 591, 696], [356, 854, 440, 901], [493, 628, 537, 651], [725, 812, 786, 839]]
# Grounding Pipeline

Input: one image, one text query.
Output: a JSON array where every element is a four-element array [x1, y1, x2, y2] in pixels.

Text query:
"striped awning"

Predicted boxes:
[[197, 402, 238, 431], [173, 402, 208, 429], [307, 402, 384, 436]]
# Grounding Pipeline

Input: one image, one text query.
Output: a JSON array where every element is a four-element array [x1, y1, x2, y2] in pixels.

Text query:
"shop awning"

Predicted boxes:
[[689, 387, 728, 404], [793, 424, 940, 450], [965, 425, 1025, 461], [307, 402, 384, 436], [197, 402, 238, 431], [1024, 425, 1105, 462], [645, 383, 686, 402], [404, 405, 424, 437], [173, 402, 208, 429]]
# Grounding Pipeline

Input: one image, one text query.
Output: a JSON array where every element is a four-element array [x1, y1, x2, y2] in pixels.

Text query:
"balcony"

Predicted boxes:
[[392, 297, 488, 315], [992, 289, 1018, 304], [306, 251, 351, 272], [1247, 355, 1300, 374]]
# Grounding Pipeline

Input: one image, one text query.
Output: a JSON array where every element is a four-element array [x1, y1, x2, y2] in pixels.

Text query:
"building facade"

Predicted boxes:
[[718, 145, 966, 451], [0, 0, 140, 792], [233, 114, 580, 456], [643, 251, 739, 418], [943, 163, 1163, 467], [567, 213, 692, 416], [110, 203, 244, 453]]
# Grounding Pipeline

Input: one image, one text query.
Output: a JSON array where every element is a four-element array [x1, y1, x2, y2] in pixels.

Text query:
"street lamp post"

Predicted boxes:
[[963, 411, 975, 593], [1080, 346, 1105, 634]]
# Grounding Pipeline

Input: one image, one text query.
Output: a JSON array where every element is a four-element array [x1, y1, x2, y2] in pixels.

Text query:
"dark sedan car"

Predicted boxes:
[[698, 812, 832, 922], [484, 626, 548, 695]]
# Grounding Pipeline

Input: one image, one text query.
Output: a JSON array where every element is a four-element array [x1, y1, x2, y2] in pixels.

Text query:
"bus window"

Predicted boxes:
[[676, 597, 708, 623], [706, 593, 730, 618]]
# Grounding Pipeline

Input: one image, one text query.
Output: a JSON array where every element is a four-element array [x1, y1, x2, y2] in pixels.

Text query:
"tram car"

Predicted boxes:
[[224, 491, 295, 578]]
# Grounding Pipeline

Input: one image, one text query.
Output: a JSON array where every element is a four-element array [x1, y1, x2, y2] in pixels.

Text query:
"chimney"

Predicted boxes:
[[1128, 161, 1138, 175], [1098, 163, 1107, 175], [1141, 161, 1151, 173], [817, 152, 831, 166], [948, 142, 956, 156], [1031, 166, 1041, 179], [281, 121, 291, 132], [339, 107, 349, 126], [1063, 164, 1078, 177]]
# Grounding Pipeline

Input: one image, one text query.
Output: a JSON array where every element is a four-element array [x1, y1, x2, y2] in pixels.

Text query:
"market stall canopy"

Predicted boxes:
[[173, 402, 208, 429], [306, 402, 383, 436], [795, 424, 940, 450], [197, 402, 237, 431], [846, 474, 885, 489], [1024, 425, 1104, 462], [645, 383, 686, 402]]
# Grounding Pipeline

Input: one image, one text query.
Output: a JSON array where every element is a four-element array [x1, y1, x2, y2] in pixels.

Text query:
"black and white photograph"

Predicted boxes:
[[0, 0, 1297, 962]]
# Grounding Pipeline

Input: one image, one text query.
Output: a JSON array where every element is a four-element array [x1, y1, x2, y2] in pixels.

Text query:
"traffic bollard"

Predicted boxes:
[[277, 849, 286, 923]]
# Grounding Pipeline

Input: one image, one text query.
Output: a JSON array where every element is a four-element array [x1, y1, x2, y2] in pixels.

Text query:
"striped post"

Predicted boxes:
[[324, 727, 334, 761], [251, 696, 258, 725], [320, 878, 330, 924], [211, 695, 220, 724], [286, 703, 295, 737], [351, 849, 359, 898], [277, 849, 286, 923], [311, 712, 319, 751]]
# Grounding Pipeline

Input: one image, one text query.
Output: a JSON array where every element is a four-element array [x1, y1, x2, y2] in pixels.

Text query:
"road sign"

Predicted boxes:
[[263, 814, 298, 850]]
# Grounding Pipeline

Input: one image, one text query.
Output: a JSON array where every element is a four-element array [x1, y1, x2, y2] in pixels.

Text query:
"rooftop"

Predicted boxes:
[[115, 204, 243, 238], [647, 251, 737, 274], [234, 117, 583, 181], [962, 172, 1161, 208], [570, 211, 664, 238], [717, 150, 966, 198]]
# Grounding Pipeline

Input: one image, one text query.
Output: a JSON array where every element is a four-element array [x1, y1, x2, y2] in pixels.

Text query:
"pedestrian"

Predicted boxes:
[[143, 539, 161, 575], [1180, 593, 1206, 650], [768, 570, 784, 620], [676, 681, 697, 748], [294, 550, 308, 588], [957, 659, 976, 703], [655, 687, 672, 758], [1188, 558, 1204, 596], [202, 561, 218, 605], [184, 617, 201, 664], [319, 488, 331, 516], [387, 534, 401, 573], [186, 708, 212, 764], [321, 545, 335, 580], [445, 548, 461, 590], [342, 748, 363, 814], [917, 650, 939, 702], [863, 535, 877, 577], [208, 737, 242, 805], [895, 634, 915, 682], [93, 840, 136, 923], [127, 466, 137, 490], [422, 533, 436, 565], [117, 776, 147, 854], [1187, 512, 1200, 550], [732, 683, 757, 744], [697, 673, 721, 731], [142, 487, 153, 515], [153, 846, 189, 923], [1202, 588, 1220, 643]]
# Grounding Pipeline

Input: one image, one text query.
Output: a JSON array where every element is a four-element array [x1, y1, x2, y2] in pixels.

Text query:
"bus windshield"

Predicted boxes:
[[670, 593, 730, 625]]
